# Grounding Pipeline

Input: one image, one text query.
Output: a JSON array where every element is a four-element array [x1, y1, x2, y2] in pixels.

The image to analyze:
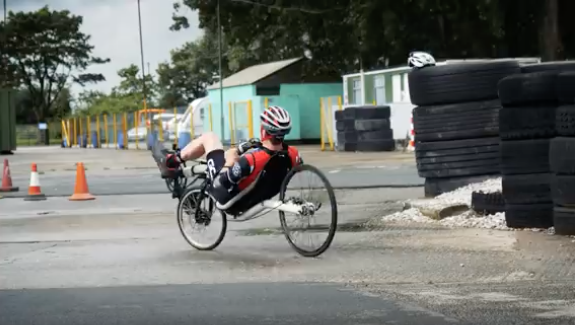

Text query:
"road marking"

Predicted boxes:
[[329, 169, 341, 174]]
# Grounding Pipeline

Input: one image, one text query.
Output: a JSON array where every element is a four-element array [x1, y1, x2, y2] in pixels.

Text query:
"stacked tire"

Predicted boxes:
[[551, 71, 575, 234], [409, 60, 521, 197], [497, 62, 575, 229], [335, 106, 395, 152]]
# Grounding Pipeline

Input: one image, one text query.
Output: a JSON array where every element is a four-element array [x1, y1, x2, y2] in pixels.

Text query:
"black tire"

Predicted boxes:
[[554, 207, 575, 235], [502, 173, 552, 204], [354, 119, 390, 131], [556, 72, 575, 104], [336, 120, 354, 132], [415, 137, 500, 155], [337, 129, 393, 143], [424, 175, 499, 197], [416, 138, 500, 179], [334, 110, 345, 121], [177, 186, 227, 251], [279, 164, 337, 258], [408, 60, 520, 106], [471, 191, 505, 215], [500, 139, 551, 175], [337, 139, 395, 152], [343, 106, 391, 120], [551, 175, 575, 207], [499, 105, 556, 140], [413, 100, 500, 142], [549, 137, 575, 174], [498, 72, 560, 106], [521, 61, 575, 73], [505, 203, 554, 229], [556, 105, 575, 136]]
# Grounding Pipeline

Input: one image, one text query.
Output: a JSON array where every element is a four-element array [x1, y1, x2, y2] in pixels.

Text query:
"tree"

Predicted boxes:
[[1, 6, 109, 122], [113, 64, 157, 109]]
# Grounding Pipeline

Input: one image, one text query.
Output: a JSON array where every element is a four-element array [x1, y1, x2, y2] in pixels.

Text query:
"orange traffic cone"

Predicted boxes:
[[69, 162, 95, 201], [24, 163, 46, 201], [0, 159, 19, 192]]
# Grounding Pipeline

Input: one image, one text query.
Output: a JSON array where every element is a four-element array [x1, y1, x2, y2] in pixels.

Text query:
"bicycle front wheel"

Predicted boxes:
[[279, 164, 338, 257], [177, 186, 227, 250]]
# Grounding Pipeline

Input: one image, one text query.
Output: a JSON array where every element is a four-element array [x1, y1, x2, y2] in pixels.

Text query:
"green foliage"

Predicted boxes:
[[1, 6, 109, 122], [171, 0, 573, 76]]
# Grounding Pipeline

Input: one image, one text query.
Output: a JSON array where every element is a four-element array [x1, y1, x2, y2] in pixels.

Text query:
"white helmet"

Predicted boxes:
[[408, 51, 436, 69], [260, 106, 292, 138]]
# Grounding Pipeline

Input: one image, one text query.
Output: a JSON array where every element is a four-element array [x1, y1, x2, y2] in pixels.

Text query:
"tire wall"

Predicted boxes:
[[410, 60, 522, 197], [498, 61, 575, 231], [334, 106, 396, 152]]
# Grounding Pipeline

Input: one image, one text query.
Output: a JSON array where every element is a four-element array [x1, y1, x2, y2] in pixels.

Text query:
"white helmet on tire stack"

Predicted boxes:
[[408, 51, 436, 69]]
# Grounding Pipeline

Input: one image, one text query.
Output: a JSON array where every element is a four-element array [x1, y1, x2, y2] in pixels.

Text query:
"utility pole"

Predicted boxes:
[[217, 0, 225, 142], [137, 0, 150, 134]]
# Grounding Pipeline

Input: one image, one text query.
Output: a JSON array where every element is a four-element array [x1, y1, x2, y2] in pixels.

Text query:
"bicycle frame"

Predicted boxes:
[[177, 163, 308, 222]]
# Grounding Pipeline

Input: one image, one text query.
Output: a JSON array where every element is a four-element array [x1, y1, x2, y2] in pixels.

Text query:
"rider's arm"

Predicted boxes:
[[217, 154, 253, 189]]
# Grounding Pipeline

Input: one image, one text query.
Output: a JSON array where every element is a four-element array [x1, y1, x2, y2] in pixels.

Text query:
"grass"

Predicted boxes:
[[16, 138, 62, 146]]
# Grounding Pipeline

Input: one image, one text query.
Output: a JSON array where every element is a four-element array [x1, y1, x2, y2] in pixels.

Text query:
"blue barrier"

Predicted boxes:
[[117, 132, 125, 149], [77, 134, 88, 148], [178, 132, 191, 149], [147, 131, 158, 150], [91, 131, 99, 148]]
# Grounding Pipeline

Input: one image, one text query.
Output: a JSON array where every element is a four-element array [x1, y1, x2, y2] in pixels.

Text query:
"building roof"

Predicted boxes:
[[206, 57, 304, 90]]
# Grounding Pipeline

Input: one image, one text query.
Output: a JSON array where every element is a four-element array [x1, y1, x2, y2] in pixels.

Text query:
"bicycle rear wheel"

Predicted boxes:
[[279, 164, 338, 257]]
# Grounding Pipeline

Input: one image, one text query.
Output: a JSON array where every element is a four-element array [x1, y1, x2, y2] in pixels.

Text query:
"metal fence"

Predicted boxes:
[[229, 100, 254, 144]]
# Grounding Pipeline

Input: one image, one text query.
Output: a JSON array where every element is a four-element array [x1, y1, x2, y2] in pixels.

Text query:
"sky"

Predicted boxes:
[[2, 0, 202, 96]]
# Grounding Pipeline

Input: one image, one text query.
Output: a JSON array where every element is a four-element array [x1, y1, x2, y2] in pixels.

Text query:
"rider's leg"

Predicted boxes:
[[179, 132, 223, 161]]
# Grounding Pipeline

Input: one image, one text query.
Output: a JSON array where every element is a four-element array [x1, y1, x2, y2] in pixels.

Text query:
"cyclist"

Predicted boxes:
[[159, 106, 302, 206]]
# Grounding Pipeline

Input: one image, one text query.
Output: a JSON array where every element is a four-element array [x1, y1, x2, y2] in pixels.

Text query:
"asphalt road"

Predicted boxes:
[[0, 283, 457, 325], [6, 164, 423, 198]]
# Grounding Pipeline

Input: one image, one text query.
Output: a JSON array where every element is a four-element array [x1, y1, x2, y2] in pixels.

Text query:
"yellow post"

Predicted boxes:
[[103, 114, 108, 148], [264, 97, 268, 110], [373, 99, 376, 105], [228, 102, 234, 146], [173, 107, 178, 145], [326, 97, 334, 151], [157, 115, 164, 142], [338, 96, 343, 110], [190, 106, 195, 139], [60, 119, 65, 144], [320, 98, 325, 151], [113, 113, 118, 149], [123, 112, 128, 149], [208, 104, 213, 131], [96, 115, 101, 148], [134, 111, 139, 150], [79, 117, 84, 147], [73, 118, 77, 147], [247, 100, 254, 139], [86, 116, 91, 148]]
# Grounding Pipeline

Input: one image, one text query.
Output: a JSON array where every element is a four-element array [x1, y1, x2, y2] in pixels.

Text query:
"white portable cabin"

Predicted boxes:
[[177, 97, 209, 137]]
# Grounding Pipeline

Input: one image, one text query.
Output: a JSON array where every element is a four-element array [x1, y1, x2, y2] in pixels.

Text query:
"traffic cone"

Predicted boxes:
[[69, 162, 95, 201], [24, 163, 46, 201], [407, 115, 415, 152], [0, 159, 19, 192]]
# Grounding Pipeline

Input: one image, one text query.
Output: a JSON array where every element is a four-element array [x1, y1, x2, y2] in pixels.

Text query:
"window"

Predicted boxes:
[[374, 75, 386, 105], [352, 79, 362, 104]]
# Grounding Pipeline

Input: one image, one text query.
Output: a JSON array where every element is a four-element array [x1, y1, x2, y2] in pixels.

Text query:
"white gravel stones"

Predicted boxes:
[[381, 177, 509, 230]]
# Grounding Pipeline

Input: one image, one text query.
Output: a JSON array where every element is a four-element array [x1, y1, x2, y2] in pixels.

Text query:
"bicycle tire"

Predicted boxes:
[[177, 186, 227, 250], [279, 164, 338, 257]]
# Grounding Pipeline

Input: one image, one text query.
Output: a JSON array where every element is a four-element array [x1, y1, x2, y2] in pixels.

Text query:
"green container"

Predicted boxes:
[[0, 89, 17, 153]]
